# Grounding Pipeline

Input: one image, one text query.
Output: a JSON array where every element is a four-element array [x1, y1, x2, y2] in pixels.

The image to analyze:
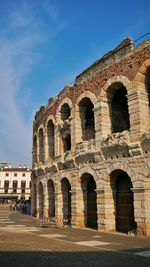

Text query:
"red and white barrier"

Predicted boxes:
[[39, 217, 50, 223], [39, 217, 71, 225]]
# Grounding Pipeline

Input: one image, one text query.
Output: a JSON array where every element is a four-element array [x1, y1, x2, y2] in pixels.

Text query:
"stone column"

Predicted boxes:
[[71, 187, 85, 228], [96, 189, 105, 230], [55, 191, 64, 226], [43, 192, 49, 217], [37, 135, 40, 164], [74, 105, 82, 145], [144, 189, 150, 236], [43, 182, 49, 218], [71, 188, 85, 228], [70, 112, 76, 152], [94, 100, 111, 150], [128, 83, 149, 143], [104, 186, 116, 231], [55, 125, 60, 157], [36, 191, 40, 218], [132, 188, 146, 236], [44, 132, 49, 162], [31, 183, 37, 217]]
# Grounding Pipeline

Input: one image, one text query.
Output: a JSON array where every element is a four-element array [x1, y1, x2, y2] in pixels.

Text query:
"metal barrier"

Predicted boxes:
[[37, 217, 71, 227]]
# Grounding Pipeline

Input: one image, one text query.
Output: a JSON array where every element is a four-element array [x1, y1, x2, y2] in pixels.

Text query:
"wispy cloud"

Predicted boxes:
[[0, 0, 63, 166]]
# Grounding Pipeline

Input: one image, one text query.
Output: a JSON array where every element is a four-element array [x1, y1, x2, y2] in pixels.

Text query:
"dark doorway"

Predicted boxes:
[[145, 66, 150, 107], [111, 86, 130, 133], [61, 103, 71, 121], [87, 176, 98, 229], [47, 120, 55, 159], [38, 182, 44, 218], [115, 172, 136, 233], [63, 134, 71, 152], [39, 129, 44, 163], [61, 178, 71, 224], [47, 180, 55, 218]]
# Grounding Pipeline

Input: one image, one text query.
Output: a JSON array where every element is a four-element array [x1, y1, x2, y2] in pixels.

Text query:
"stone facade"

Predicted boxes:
[[32, 37, 150, 236]]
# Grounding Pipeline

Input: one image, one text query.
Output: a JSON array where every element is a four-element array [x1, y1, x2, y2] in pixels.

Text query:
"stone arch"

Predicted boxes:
[[56, 98, 73, 123], [100, 76, 132, 99], [57, 172, 72, 187], [103, 163, 146, 233], [37, 125, 45, 164], [79, 171, 98, 229], [134, 58, 150, 131], [76, 91, 97, 106], [105, 162, 135, 184], [103, 168, 136, 233], [107, 80, 130, 133], [134, 58, 150, 86], [75, 92, 97, 142], [56, 98, 73, 156], [61, 177, 71, 224], [110, 170, 136, 233], [79, 167, 98, 186], [32, 182, 37, 216], [33, 133, 38, 164], [99, 76, 132, 136], [45, 115, 56, 127], [46, 117, 55, 161], [47, 179, 55, 218]]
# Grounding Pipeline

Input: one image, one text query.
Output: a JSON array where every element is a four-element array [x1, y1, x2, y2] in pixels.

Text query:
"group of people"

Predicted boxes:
[[9, 200, 31, 214]]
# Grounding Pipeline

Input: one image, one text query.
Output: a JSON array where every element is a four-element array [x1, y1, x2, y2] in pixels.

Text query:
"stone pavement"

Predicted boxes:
[[0, 205, 150, 267]]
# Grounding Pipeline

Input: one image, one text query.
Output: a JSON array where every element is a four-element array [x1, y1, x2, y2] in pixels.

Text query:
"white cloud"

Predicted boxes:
[[0, 1, 63, 166]]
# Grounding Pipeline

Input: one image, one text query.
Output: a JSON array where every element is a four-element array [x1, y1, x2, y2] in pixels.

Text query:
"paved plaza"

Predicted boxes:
[[0, 205, 150, 267]]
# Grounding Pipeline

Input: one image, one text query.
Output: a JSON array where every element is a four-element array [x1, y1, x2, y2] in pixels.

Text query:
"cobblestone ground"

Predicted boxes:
[[0, 205, 150, 267]]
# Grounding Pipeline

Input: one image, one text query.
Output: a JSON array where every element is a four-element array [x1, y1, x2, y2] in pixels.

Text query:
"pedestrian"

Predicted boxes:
[[10, 203, 12, 211], [12, 202, 16, 211]]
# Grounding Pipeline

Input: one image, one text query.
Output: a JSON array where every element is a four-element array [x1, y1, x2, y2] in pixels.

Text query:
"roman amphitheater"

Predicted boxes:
[[32, 37, 150, 236]]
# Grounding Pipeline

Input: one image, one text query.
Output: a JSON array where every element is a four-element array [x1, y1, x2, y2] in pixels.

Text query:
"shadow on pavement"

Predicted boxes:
[[0, 250, 150, 267]]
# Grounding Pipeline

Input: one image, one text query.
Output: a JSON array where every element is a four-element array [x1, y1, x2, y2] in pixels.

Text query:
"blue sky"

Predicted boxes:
[[0, 0, 149, 167]]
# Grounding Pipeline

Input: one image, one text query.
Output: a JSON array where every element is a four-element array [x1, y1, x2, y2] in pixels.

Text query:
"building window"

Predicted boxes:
[[21, 181, 26, 194], [4, 180, 9, 193], [14, 173, 17, 177], [22, 173, 25, 177], [13, 181, 18, 193], [5, 173, 9, 177]]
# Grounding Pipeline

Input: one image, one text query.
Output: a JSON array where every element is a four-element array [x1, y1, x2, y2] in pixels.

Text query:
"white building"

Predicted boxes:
[[0, 164, 31, 203]]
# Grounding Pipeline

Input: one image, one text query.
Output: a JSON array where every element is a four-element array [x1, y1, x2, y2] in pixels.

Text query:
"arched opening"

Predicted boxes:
[[33, 183, 37, 216], [61, 103, 71, 121], [47, 120, 55, 159], [109, 84, 130, 133], [38, 182, 44, 218], [62, 133, 71, 152], [79, 97, 95, 140], [61, 178, 71, 223], [39, 128, 44, 163], [33, 136, 38, 163], [81, 173, 97, 229], [111, 170, 136, 233], [47, 179, 55, 218], [145, 66, 150, 107]]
